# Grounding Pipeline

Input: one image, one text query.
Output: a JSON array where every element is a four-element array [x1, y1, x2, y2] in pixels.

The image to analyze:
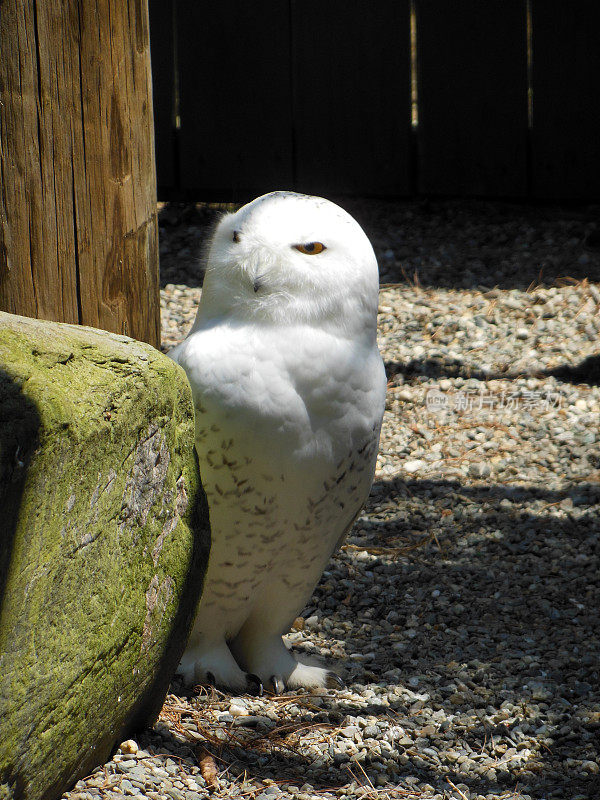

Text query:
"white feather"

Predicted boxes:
[[170, 191, 386, 691]]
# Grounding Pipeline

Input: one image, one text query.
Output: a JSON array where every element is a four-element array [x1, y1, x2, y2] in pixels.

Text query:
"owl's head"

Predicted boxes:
[[196, 192, 380, 339]]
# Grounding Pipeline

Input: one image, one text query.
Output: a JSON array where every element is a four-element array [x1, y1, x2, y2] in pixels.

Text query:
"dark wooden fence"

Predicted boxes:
[[149, 0, 600, 202]]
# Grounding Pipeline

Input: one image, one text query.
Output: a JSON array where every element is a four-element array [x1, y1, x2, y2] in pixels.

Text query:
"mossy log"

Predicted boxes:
[[0, 312, 209, 800]]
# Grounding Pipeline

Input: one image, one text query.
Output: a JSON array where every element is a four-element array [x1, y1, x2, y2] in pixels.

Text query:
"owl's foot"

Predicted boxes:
[[270, 667, 344, 694], [231, 632, 344, 693], [326, 671, 345, 690], [271, 662, 344, 693], [204, 670, 263, 696], [177, 641, 250, 693], [245, 673, 264, 696]]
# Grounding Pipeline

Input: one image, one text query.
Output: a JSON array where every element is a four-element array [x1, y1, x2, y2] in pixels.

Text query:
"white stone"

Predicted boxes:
[[403, 459, 425, 473]]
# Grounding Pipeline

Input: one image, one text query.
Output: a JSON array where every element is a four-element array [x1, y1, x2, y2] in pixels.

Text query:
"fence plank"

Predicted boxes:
[[531, 1, 600, 199], [176, 1, 293, 201], [416, 0, 528, 197], [291, 1, 412, 197], [149, 0, 176, 194]]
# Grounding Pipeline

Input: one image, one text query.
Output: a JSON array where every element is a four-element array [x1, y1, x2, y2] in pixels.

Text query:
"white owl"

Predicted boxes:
[[169, 191, 386, 693]]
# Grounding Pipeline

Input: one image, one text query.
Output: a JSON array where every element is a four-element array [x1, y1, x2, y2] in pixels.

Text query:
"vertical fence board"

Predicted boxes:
[[149, 0, 176, 194], [416, 0, 528, 197], [531, 1, 600, 199], [176, 1, 293, 201], [292, 1, 411, 197]]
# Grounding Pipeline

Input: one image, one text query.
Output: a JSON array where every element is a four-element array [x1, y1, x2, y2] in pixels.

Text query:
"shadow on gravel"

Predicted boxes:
[[385, 353, 600, 386], [544, 353, 600, 386], [158, 203, 221, 288], [343, 197, 600, 291], [139, 474, 600, 797], [305, 476, 600, 798], [386, 356, 513, 383], [157, 199, 600, 292], [142, 723, 350, 792]]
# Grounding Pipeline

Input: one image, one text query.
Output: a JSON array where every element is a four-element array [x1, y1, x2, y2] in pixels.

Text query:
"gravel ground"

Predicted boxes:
[[66, 199, 599, 800]]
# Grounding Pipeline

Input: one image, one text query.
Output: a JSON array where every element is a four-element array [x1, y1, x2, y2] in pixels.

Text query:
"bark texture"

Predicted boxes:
[[0, 0, 160, 347]]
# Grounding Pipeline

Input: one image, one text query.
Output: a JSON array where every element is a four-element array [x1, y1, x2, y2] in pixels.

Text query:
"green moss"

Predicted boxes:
[[0, 313, 209, 800]]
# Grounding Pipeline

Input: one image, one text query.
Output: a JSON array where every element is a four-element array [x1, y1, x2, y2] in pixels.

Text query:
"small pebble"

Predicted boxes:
[[228, 702, 248, 717], [118, 740, 139, 755], [403, 459, 425, 473]]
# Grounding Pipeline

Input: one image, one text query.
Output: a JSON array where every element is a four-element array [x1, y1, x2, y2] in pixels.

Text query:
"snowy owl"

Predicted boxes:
[[169, 191, 386, 693]]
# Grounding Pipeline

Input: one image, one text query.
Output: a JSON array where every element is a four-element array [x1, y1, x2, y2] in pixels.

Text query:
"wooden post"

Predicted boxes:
[[0, 0, 160, 348]]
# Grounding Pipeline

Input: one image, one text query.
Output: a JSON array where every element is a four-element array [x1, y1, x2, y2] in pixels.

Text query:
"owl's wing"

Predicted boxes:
[[167, 342, 182, 365], [332, 507, 363, 554]]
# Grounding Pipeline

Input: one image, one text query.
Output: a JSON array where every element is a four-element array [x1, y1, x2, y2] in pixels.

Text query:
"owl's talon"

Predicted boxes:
[[325, 671, 345, 690], [271, 675, 286, 695], [245, 673, 264, 696]]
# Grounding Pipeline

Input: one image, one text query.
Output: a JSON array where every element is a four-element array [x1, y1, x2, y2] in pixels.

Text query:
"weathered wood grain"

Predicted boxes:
[[0, 0, 160, 347]]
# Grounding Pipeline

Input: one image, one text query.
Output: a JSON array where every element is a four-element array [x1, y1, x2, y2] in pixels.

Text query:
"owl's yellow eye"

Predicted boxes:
[[293, 242, 326, 255]]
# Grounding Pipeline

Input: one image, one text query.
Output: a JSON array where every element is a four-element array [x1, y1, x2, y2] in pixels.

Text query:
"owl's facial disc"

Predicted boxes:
[[225, 227, 264, 293], [200, 192, 379, 331], [223, 221, 329, 296]]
